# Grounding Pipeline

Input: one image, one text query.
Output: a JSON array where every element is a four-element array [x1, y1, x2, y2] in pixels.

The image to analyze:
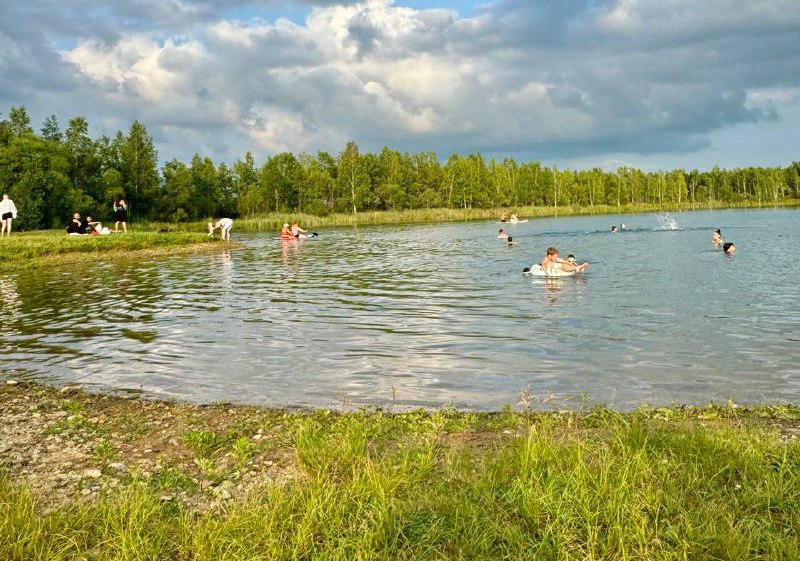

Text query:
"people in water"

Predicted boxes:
[[712, 229, 724, 248], [507, 236, 518, 245], [290, 221, 307, 237], [499, 212, 508, 222], [509, 213, 527, 224], [497, 228, 508, 239], [611, 225, 618, 233], [114, 196, 128, 233], [620, 223, 627, 230], [566, 254, 576, 263], [0, 193, 17, 237], [540, 247, 588, 273], [723, 242, 736, 255], [208, 218, 234, 241], [280, 223, 295, 239]]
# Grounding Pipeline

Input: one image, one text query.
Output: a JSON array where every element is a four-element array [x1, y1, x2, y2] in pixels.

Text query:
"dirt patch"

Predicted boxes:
[[0, 382, 299, 512]]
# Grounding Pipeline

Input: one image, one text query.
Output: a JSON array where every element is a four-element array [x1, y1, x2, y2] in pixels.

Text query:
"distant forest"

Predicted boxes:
[[1, 106, 798, 230]]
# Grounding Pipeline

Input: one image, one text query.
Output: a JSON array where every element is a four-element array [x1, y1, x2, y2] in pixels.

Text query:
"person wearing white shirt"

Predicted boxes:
[[208, 218, 234, 241], [0, 193, 18, 237]]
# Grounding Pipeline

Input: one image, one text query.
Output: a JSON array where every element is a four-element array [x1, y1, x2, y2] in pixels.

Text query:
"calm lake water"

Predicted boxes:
[[1, 209, 799, 410]]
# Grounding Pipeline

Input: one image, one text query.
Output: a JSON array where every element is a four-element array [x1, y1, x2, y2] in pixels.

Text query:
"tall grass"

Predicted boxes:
[[139, 199, 800, 233], [3, 406, 798, 560]]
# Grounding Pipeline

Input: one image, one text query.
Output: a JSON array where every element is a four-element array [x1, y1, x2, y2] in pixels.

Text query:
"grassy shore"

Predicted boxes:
[[1, 382, 798, 560], [140, 200, 800, 233], [0, 230, 229, 270]]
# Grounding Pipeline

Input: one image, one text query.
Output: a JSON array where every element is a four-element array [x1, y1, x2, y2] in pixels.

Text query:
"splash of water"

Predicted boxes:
[[656, 214, 679, 231]]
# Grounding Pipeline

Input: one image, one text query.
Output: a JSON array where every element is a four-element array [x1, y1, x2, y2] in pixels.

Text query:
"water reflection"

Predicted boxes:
[[1, 209, 799, 409]]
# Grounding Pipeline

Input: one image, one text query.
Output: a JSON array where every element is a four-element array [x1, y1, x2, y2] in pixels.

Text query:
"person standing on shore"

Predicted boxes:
[[0, 193, 18, 237], [113, 196, 128, 233]]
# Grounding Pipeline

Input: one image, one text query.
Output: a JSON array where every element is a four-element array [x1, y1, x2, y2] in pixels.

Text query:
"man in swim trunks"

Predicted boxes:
[[208, 218, 234, 240], [540, 247, 588, 273]]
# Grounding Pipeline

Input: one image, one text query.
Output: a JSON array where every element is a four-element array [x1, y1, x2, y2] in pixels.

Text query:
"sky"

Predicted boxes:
[[1, 0, 798, 171]]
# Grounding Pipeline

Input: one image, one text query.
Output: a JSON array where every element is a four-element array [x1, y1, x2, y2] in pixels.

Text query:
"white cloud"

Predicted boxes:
[[2, 0, 798, 168]]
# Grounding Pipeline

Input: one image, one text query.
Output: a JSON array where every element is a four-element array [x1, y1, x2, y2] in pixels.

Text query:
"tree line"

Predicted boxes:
[[1, 106, 798, 230]]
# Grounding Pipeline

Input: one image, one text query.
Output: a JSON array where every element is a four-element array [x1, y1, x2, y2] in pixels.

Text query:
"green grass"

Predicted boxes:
[[0, 230, 222, 269], [138, 199, 800, 233], [3, 405, 799, 560]]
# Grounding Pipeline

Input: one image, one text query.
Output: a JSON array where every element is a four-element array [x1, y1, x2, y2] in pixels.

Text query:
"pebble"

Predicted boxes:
[[6, 380, 19, 386], [109, 462, 127, 473], [60, 385, 82, 395], [84, 469, 102, 478]]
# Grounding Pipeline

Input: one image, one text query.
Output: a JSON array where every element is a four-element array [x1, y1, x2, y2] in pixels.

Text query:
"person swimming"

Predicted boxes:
[[497, 228, 508, 239], [712, 229, 724, 248], [507, 236, 518, 245], [539, 247, 588, 273], [620, 223, 627, 230], [723, 242, 736, 255], [611, 225, 618, 233], [566, 254, 576, 263], [499, 212, 507, 222]]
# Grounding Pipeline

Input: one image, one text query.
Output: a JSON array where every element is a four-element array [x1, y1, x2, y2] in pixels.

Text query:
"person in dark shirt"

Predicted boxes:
[[66, 213, 86, 234]]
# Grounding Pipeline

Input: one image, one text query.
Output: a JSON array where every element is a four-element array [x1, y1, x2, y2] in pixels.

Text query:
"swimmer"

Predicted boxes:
[[290, 221, 306, 238], [509, 213, 528, 224], [280, 223, 295, 239], [620, 223, 627, 230], [208, 218, 234, 241], [507, 236, 518, 246], [723, 242, 736, 255], [611, 225, 618, 233], [712, 229, 724, 249], [566, 254, 576, 263], [497, 228, 508, 240], [500, 212, 507, 222], [539, 247, 588, 273]]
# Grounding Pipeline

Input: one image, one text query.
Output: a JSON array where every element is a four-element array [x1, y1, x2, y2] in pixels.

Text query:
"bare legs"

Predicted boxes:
[[0, 218, 11, 237], [114, 221, 128, 233]]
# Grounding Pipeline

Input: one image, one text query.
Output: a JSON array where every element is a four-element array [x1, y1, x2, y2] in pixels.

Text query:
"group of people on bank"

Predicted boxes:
[[65, 197, 129, 235]]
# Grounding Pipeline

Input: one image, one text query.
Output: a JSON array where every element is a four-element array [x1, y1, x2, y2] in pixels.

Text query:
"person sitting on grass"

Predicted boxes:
[[66, 213, 86, 235], [208, 218, 234, 241]]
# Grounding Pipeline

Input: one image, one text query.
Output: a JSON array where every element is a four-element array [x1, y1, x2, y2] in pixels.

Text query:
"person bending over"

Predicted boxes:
[[208, 218, 234, 241]]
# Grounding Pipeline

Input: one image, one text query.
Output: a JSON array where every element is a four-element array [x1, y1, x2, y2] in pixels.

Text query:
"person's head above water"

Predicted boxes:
[[723, 242, 736, 254], [611, 225, 618, 232], [567, 254, 576, 263], [507, 237, 513, 243], [547, 247, 558, 256], [498, 228, 504, 233]]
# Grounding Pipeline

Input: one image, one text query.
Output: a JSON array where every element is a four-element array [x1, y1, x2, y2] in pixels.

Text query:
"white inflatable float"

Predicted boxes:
[[523, 264, 576, 277]]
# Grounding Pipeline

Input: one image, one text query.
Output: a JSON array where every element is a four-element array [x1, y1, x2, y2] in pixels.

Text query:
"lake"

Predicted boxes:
[[1, 209, 799, 410]]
